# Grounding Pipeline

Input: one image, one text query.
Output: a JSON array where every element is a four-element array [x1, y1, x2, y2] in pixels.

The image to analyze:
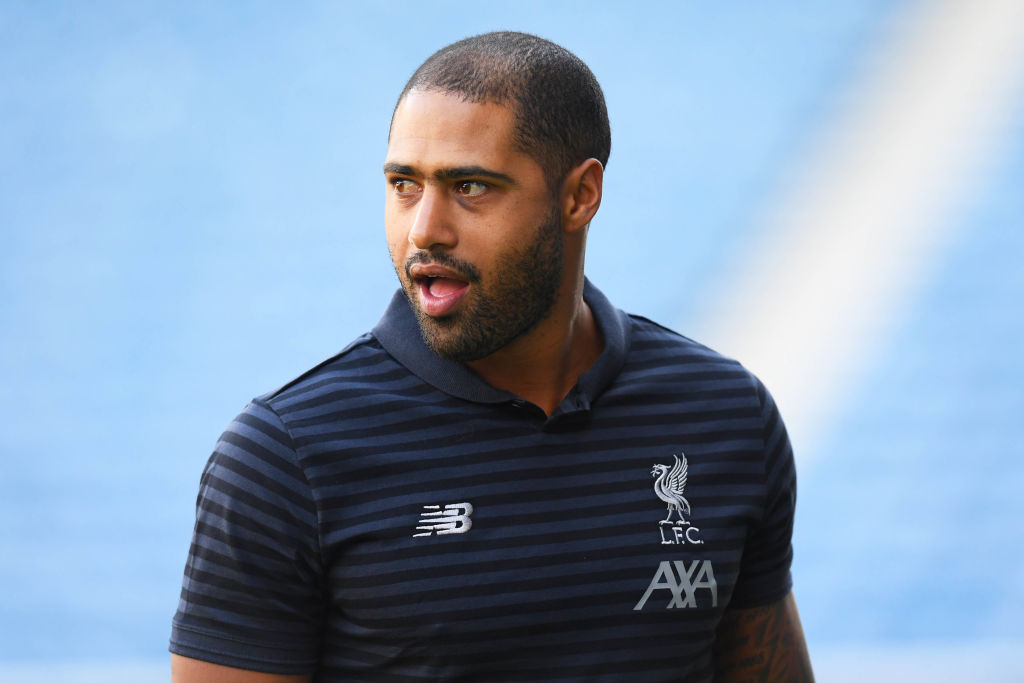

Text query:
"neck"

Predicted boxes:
[[466, 277, 603, 416]]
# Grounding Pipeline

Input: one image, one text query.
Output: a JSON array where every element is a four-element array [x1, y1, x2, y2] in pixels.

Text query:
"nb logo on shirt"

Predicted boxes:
[[413, 502, 474, 537]]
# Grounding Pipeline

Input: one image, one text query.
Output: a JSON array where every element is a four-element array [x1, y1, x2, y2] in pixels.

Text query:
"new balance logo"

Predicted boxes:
[[633, 560, 718, 610], [413, 502, 474, 537]]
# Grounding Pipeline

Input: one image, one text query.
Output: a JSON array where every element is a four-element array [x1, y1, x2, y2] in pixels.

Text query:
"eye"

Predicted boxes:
[[392, 178, 418, 195], [456, 180, 487, 197]]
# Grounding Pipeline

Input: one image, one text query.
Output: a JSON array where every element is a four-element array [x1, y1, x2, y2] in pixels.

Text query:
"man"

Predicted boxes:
[[170, 31, 813, 682]]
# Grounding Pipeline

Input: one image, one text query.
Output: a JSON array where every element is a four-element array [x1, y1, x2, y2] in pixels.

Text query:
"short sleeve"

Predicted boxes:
[[729, 377, 796, 608], [169, 399, 324, 673]]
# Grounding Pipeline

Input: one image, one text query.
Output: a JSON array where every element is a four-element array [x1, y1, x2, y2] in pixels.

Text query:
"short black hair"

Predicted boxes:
[[394, 31, 611, 189]]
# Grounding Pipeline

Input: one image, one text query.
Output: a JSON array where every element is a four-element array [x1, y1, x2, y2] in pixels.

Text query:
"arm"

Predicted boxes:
[[170, 401, 324, 676], [712, 591, 814, 682], [171, 654, 312, 683]]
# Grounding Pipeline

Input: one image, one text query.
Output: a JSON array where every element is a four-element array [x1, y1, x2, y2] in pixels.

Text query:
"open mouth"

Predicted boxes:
[[420, 275, 468, 298], [413, 273, 470, 317]]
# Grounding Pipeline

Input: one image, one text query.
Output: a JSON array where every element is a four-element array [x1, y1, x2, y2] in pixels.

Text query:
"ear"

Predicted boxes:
[[560, 158, 604, 234]]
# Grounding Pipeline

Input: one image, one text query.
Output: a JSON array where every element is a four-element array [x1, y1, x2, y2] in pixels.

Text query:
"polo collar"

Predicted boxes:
[[372, 278, 631, 411]]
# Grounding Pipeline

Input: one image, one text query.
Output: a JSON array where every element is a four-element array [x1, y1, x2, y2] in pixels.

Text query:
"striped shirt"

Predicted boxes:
[[170, 280, 796, 682]]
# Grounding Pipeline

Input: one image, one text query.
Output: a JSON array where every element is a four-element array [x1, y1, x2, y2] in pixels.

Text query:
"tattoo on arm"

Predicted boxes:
[[712, 592, 814, 682]]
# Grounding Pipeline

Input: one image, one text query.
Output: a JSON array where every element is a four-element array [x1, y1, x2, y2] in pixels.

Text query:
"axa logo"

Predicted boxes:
[[650, 453, 703, 545], [634, 560, 718, 610], [413, 502, 473, 537]]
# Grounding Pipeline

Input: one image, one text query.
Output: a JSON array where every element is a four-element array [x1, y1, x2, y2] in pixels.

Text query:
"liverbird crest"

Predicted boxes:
[[651, 454, 691, 526]]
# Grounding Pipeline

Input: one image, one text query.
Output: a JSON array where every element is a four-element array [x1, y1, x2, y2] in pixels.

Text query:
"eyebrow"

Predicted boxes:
[[383, 163, 517, 186]]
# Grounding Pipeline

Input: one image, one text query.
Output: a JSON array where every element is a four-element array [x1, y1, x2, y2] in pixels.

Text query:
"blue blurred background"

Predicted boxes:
[[3, 1, 1022, 680]]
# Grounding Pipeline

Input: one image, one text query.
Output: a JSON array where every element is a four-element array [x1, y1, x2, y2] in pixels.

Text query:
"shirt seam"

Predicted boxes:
[[251, 397, 327, 585]]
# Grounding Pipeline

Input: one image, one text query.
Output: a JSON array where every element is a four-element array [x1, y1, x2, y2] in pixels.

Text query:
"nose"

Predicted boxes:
[[408, 187, 457, 251]]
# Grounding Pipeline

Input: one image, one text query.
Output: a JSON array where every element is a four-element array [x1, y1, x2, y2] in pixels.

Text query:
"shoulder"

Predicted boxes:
[[201, 334, 400, 518], [220, 330, 436, 470], [615, 313, 788, 446], [628, 313, 740, 363], [624, 312, 762, 390], [208, 332, 398, 464], [256, 331, 401, 411]]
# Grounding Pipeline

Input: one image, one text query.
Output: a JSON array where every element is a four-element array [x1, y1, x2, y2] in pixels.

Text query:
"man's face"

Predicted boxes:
[[384, 90, 564, 362]]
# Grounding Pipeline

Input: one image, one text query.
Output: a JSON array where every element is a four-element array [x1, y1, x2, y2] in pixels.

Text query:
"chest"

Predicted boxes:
[[303, 407, 766, 675]]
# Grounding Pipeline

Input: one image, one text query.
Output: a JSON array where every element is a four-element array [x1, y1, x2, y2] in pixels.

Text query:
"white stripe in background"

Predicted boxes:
[[692, 0, 1024, 464]]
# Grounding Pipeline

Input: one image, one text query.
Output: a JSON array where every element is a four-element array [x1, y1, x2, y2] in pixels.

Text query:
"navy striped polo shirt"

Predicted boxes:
[[170, 280, 796, 682]]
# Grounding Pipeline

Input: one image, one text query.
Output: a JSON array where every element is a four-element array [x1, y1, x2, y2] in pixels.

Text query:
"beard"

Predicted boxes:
[[397, 207, 564, 362]]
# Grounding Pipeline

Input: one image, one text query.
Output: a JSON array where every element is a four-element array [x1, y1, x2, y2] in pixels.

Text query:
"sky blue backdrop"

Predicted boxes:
[[5, 0, 1022, 671]]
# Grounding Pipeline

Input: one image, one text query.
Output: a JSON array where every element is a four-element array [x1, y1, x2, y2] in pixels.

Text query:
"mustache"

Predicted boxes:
[[404, 251, 482, 284]]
